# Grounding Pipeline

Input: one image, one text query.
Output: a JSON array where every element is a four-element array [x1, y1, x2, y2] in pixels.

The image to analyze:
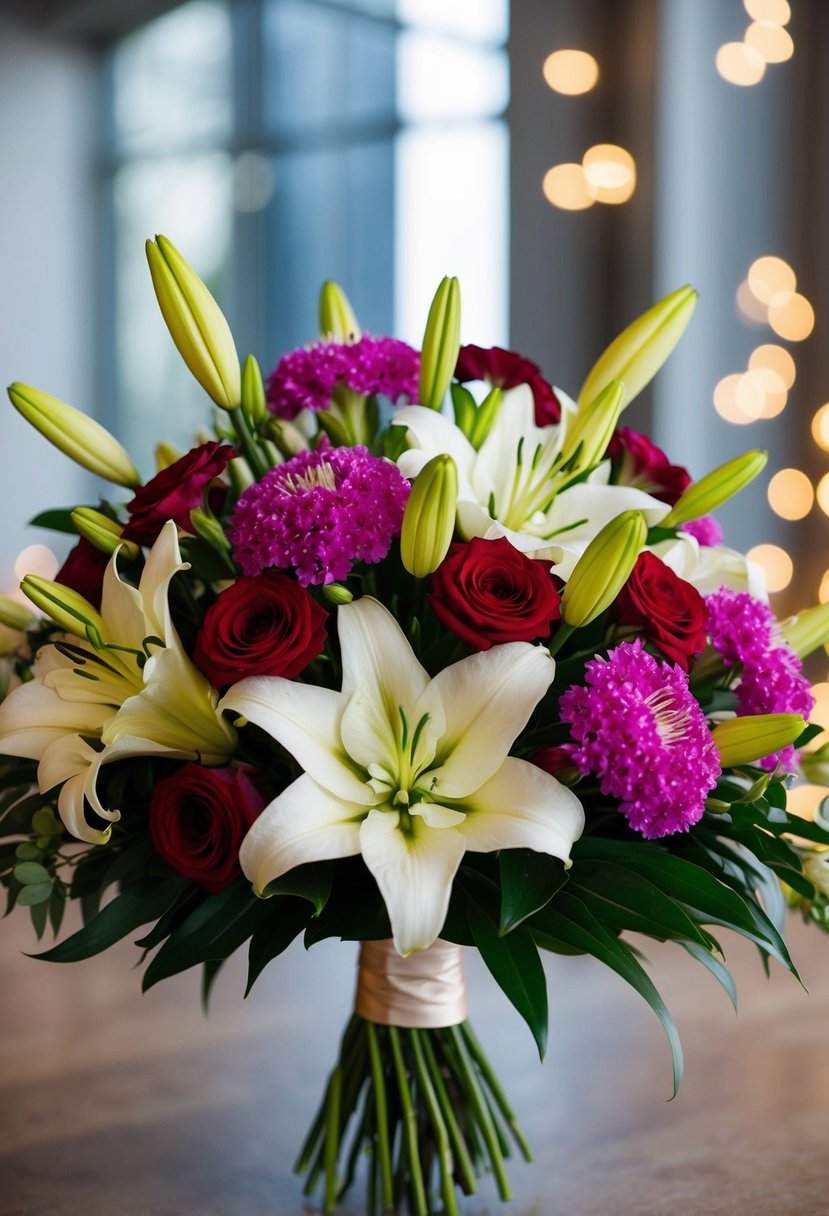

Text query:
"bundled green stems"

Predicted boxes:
[[296, 1015, 532, 1215]]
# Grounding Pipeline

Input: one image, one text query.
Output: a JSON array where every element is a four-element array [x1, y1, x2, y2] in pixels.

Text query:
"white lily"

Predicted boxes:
[[394, 385, 670, 580], [652, 534, 768, 601], [0, 521, 236, 843], [221, 597, 584, 956]]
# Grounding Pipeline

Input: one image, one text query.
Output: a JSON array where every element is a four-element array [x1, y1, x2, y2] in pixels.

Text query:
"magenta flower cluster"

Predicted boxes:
[[559, 640, 721, 839], [681, 515, 723, 548], [266, 335, 420, 420], [706, 587, 813, 769], [229, 445, 410, 586]]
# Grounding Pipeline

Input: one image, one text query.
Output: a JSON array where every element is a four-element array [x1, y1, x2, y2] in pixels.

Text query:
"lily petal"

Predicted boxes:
[[458, 756, 584, 864], [429, 643, 555, 798], [220, 676, 374, 805], [359, 808, 466, 955], [393, 405, 477, 492], [239, 773, 364, 894], [339, 597, 432, 726], [0, 678, 112, 759]]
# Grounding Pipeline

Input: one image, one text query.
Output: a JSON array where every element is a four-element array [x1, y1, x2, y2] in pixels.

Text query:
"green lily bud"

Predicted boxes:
[[661, 450, 767, 527], [71, 508, 139, 560], [419, 276, 461, 410], [242, 354, 267, 426], [323, 582, 354, 605], [560, 510, 648, 627], [146, 234, 241, 411], [400, 454, 459, 578], [578, 285, 697, 409], [0, 595, 35, 632], [799, 744, 829, 787], [803, 850, 829, 898], [319, 281, 361, 343], [468, 386, 504, 450], [8, 383, 140, 488], [560, 380, 625, 472], [264, 417, 309, 458], [710, 712, 806, 769], [189, 507, 232, 553], [154, 441, 181, 471], [21, 575, 105, 647], [780, 603, 829, 660]]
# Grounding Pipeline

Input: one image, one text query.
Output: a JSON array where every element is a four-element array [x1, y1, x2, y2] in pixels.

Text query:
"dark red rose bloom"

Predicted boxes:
[[193, 570, 327, 687], [122, 441, 235, 546], [613, 552, 707, 671], [532, 745, 578, 779], [430, 536, 561, 650], [455, 344, 561, 426], [607, 427, 690, 507], [149, 764, 265, 893], [54, 538, 109, 609]]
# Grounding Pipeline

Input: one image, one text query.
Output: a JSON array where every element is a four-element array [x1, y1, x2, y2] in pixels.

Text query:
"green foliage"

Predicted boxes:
[[468, 899, 548, 1060], [499, 849, 568, 934], [32, 876, 189, 962]]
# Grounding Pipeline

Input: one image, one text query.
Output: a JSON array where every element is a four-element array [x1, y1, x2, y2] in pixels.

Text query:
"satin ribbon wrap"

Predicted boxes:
[[355, 939, 468, 1028]]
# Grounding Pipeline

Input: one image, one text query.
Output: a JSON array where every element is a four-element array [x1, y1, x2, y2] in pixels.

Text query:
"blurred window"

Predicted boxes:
[[102, 0, 508, 468]]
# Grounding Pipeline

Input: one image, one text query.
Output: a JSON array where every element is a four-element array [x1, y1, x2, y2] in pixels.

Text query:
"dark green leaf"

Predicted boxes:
[[142, 881, 269, 991], [29, 895, 50, 937], [468, 899, 548, 1060], [0, 791, 47, 836], [569, 861, 712, 947], [28, 508, 78, 534], [680, 941, 737, 1011], [48, 884, 66, 937], [246, 896, 312, 996], [266, 861, 332, 916], [795, 723, 824, 749], [499, 850, 568, 935], [32, 876, 189, 962], [134, 886, 203, 950], [540, 892, 684, 1097], [201, 958, 224, 1012]]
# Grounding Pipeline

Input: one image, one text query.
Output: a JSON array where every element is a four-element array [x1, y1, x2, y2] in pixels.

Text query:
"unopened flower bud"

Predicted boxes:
[[468, 386, 504, 450], [400, 454, 458, 578], [319, 281, 361, 343], [710, 712, 805, 769], [578, 285, 697, 409], [189, 507, 231, 552], [242, 353, 267, 426], [560, 510, 648, 627], [146, 234, 241, 411], [154, 441, 181, 471], [560, 380, 625, 472], [322, 582, 354, 605], [8, 383, 140, 488], [419, 276, 461, 411], [71, 508, 138, 560], [0, 595, 35, 632], [780, 603, 829, 660], [661, 450, 768, 527], [798, 743, 829, 786], [803, 850, 829, 897], [21, 575, 105, 647]]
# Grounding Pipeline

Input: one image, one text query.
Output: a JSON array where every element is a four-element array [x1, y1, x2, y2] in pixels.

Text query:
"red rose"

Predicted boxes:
[[607, 427, 690, 506], [149, 764, 264, 893], [55, 538, 109, 609], [455, 344, 561, 426], [193, 570, 327, 686], [430, 536, 561, 650], [532, 745, 578, 779], [122, 441, 235, 545], [613, 552, 707, 670]]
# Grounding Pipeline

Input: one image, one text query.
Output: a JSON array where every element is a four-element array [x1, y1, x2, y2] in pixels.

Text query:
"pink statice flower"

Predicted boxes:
[[681, 515, 723, 547], [267, 335, 420, 420], [706, 586, 814, 770], [559, 640, 720, 839], [705, 587, 776, 667], [230, 445, 410, 586]]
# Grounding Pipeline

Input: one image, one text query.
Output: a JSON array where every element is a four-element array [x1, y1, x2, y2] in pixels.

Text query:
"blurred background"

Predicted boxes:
[[1, 0, 827, 625]]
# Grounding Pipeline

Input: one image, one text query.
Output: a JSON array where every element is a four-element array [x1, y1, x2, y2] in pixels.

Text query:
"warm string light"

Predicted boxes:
[[767, 468, 813, 520], [746, 543, 793, 592], [543, 49, 599, 95]]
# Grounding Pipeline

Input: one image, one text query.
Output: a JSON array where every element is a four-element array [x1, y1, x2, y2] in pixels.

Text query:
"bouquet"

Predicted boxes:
[[3, 236, 829, 1215]]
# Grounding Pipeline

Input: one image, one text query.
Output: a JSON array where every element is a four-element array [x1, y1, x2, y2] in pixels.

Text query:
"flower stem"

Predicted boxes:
[[323, 1065, 342, 1214], [409, 1029, 459, 1216], [388, 1026, 428, 1216], [366, 1022, 395, 1210], [419, 1031, 477, 1195], [446, 1025, 512, 1201], [461, 1023, 533, 1161], [232, 404, 271, 480]]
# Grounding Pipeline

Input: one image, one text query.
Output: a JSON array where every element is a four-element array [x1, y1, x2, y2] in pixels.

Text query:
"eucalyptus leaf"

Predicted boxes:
[[18, 880, 53, 907], [13, 861, 51, 886]]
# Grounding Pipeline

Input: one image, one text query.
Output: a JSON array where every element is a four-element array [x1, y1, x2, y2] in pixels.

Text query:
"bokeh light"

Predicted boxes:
[[744, 0, 791, 24], [817, 472, 829, 516], [767, 468, 813, 520], [14, 544, 59, 582], [542, 163, 595, 210], [812, 403, 829, 451], [713, 373, 760, 424], [746, 543, 793, 592], [716, 41, 766, 86], [736, 279, 769, 324], [768, 291, 815, 341], [543, 50, 599, 95], [747, 255, 796, 304], [749, 343, 796, 389], [746, 367, 787, 418], [582, 144, 636, 204], [819, 570, 829, 605], [745, 21, 794, 63]]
